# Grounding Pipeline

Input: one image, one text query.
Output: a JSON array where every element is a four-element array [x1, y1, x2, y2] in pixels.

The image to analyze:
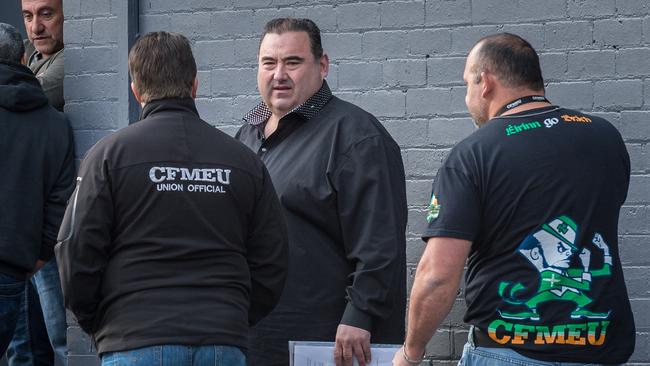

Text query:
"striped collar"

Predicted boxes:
[[243, 81, 333, 126]]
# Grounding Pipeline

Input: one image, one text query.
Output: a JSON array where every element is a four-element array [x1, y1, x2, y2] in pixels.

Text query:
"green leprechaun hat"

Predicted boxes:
[[541, 215, 578, 252]]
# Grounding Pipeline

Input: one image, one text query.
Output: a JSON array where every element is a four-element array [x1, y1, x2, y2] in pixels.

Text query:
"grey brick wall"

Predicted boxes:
[[63, 1, 649, 364]]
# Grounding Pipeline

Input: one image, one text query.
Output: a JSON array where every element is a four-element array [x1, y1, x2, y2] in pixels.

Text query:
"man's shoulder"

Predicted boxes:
[[43, 48, 64, 73], [97, 113, 265, 174], [24, 101, 69, 128], [326, 96, 377, 122], [321, 96, 395, 141]]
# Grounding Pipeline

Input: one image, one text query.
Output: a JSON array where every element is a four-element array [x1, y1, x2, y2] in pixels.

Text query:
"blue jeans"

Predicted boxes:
[[101, 345, 246, 366], [7, 259, 67, 365], [459, 327, 620, 366], [5, 281, 54, 366], [0, 273, 25, 354]]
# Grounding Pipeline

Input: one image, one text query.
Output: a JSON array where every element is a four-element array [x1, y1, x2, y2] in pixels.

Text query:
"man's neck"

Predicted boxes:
[[489, 90, 550, 119], [264, 114, 281, 138]]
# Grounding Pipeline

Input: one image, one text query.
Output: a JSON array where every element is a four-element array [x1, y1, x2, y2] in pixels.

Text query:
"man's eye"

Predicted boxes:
[[23, 14, 33, 21]]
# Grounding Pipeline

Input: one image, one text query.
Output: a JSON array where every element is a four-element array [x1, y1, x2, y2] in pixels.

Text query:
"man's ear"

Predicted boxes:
[[130, 81, 142, 104], [319, 53, 329, 79], [480, 71, 493, 99], [191, 77, 198, 99]]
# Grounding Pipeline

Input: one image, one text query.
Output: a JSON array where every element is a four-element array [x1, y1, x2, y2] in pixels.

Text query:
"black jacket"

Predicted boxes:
[[0, 60, 74, 279], [55, 98, 288, 354]]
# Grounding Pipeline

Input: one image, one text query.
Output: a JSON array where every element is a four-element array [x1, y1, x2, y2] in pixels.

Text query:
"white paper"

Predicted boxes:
[[289, 341, 400, 366]]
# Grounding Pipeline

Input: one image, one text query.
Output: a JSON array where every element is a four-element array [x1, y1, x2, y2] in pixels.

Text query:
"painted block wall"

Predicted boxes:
[[62, 1, 650, 364]]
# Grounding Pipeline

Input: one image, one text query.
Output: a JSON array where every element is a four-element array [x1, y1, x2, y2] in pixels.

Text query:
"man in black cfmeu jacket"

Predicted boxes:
[[0, 22, 74, 353], [55, 32, 288, 366]]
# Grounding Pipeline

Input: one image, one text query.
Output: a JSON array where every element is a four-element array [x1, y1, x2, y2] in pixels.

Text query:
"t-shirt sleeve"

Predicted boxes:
[[421, 163, 481, 242]]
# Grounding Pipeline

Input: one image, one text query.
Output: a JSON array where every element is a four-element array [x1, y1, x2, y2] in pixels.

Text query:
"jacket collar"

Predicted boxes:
[[243, 80, 333, 126], [140, 97, 200, 121]]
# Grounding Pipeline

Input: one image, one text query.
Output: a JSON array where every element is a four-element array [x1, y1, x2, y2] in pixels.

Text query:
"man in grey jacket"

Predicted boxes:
[[22, 0, 64, 111]]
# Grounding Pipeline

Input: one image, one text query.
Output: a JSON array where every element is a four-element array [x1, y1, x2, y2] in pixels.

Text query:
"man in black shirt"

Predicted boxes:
[[236, 18, 407, 366], [55, 32, 288, 365], [393, 33, 634, 365]]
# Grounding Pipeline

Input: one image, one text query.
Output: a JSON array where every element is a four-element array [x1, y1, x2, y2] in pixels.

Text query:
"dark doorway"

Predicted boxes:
[[0, 0, 27, 39]]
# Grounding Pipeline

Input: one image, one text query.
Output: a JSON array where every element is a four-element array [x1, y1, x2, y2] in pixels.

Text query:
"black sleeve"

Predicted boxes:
[[421, 163, 481, 242], [246, 165, 289, 326], [40, 123, 75, 261], [332, 135, 407, 331], [55, 150, 113, 334]]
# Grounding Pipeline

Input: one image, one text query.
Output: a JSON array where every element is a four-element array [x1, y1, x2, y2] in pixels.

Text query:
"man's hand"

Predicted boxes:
[[334, 324, 371, 366], [28, 260, 47, 277], [392, 345, 424, 366]]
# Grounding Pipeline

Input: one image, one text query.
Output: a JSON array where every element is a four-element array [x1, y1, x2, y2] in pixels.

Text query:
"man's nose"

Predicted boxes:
[[273, 64, 287, 80], [30, 17, 44, 34]]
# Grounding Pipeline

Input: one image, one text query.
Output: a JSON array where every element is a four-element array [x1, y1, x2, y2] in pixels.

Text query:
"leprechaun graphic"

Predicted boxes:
[[498, 215, 612, 321]]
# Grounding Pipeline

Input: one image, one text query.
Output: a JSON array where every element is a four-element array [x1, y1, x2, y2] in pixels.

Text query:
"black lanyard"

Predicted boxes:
[[496, 95, 550, 117]]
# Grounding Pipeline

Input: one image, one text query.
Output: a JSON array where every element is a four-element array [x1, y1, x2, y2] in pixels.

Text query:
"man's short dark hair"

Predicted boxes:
[[0, 23, 25, 63], [472, 33, 544, 91], [128, 31, 196, 103], [261, 18, 323, 60]]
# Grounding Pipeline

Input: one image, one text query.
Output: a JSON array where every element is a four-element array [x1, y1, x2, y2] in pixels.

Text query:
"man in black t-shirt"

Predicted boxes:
[[393, 33, 634, 365]]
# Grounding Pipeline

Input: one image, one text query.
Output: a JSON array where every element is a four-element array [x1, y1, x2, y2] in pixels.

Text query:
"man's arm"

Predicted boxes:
[[246, 165, 289, 325], [393, 237, 471, 366], [54, 154, 113, 334], [332, 135, 407, 366], [35, 49, 65, 111]]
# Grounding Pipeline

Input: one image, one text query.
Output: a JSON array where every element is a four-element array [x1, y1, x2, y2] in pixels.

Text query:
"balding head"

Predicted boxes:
[[469, 33, 544, 92]]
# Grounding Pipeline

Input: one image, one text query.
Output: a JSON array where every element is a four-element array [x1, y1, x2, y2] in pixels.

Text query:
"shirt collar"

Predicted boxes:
[[28, 51, 43, 67], [243, 80, 333, 126], [140, 97, 200, 120]]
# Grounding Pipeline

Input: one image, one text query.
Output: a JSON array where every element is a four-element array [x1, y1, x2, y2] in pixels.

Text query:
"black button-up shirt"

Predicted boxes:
[[236, 82, 407, 363]]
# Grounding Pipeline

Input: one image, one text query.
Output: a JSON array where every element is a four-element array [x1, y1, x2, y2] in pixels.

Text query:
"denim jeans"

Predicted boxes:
[[6, 259, 67, 365], [459, 326, 620, 366], [101, 345, 246, 366], [0, 273, 25, 354], [5, 281, 54, 366]]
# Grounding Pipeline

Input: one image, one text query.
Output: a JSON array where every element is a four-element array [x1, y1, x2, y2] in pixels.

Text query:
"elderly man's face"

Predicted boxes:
[[22, 0, 64, 59], [257, 31, 328, 118]]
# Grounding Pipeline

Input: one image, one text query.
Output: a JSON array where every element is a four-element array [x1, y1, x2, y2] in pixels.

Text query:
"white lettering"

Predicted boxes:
[[156, 183, 184, 192], [201, 169, 216, 182], [216, 169, 231, 184], [544, 117, 559, 128], [180, 168, 200, 181], [149, 166, 232, 185], [165, 167, 180, 180], [149, 167, 166, 183], [507, 99, 522, 109]]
